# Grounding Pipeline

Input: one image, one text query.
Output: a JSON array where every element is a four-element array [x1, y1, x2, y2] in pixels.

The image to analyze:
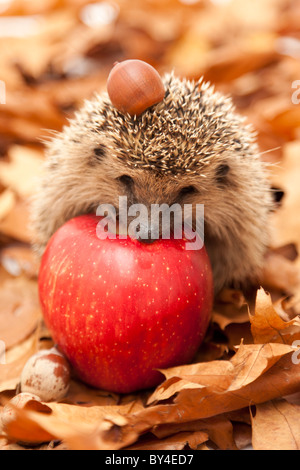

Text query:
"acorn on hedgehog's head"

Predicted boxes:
[[107, 60, 166, 117], [31, 59, 273, 293]]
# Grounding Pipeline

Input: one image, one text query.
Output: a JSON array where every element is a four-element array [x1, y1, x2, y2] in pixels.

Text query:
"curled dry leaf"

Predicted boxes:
[[113, 342, 299, 442], [121, 350, 300, 446], [149, 342, 294, 405], [2, 402, 140, 450]]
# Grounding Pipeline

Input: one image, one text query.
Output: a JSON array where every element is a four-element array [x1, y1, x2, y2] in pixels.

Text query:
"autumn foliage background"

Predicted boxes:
[[0, 0, 300, 450]]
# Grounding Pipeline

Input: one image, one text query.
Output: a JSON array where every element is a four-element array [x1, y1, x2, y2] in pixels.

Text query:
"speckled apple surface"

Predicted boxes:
[[38, 215, 213, 394]]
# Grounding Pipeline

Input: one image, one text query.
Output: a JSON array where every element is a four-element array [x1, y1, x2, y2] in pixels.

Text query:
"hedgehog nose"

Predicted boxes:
[[136, 229, 157, 245]]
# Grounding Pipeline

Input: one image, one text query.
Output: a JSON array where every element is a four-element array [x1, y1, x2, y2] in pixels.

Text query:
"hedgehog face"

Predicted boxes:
[[62, 74, 260, 237], [88, 157, 204, 240]]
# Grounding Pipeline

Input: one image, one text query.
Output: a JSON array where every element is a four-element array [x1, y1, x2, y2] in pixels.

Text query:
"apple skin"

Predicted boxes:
[[38, 215, 213, 394]]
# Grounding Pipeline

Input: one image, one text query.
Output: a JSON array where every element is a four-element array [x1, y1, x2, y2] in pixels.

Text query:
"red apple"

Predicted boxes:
[[38, 215, 213, 394]]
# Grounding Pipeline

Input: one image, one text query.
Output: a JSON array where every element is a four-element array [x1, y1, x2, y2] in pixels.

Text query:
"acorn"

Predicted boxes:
[[107, 59, 165, 117], [20, 348, 71, 403]]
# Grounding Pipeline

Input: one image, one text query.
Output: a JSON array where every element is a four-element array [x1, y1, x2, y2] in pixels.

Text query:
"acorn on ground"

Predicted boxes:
[[20, 347, 71, 403]]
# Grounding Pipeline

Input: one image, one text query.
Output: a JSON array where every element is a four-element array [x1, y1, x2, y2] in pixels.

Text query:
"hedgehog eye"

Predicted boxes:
[[216, 164, 230, 183], [118, 175, 134, 187], [271, 186, 285, 206], [93, 145, 106, 162], [179, 186, 197, 197]]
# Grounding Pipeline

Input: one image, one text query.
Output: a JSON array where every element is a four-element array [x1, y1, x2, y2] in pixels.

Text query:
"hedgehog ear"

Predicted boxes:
[[107, 60, 165, 117]]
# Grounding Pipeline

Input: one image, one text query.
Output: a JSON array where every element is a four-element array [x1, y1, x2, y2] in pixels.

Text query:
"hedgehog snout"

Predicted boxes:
[[136, 229, 157, 245], [128, 219, 159, 244]]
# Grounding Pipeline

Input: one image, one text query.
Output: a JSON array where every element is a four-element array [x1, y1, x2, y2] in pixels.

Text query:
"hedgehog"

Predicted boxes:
[[31, 60, 273, 294]]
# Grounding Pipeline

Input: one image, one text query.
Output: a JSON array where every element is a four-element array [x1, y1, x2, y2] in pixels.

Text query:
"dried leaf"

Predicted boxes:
[[153, 415, 237, 451], [149, 342, 292, 404], [251, 400, 300, 450], [3, 402, 140, 450], [0, 146, 43, 198], [212, 289, 250, 330], [0, 330, 39, 392], [233, 422, 252, 450], [193, 341, 228, 363], [3, 403, 58, 445], [120, 344, 298, 440], [0, 198, 33, 243], [250, 288, 300, 344], [127, 431, 209, 451], [64, 381, 119, 407], [261, 250, 300, 294], [0, 277, 41, 349]]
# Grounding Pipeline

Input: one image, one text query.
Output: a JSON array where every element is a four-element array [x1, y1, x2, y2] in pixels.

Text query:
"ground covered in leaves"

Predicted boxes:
[[0, 0, 300, 451]]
